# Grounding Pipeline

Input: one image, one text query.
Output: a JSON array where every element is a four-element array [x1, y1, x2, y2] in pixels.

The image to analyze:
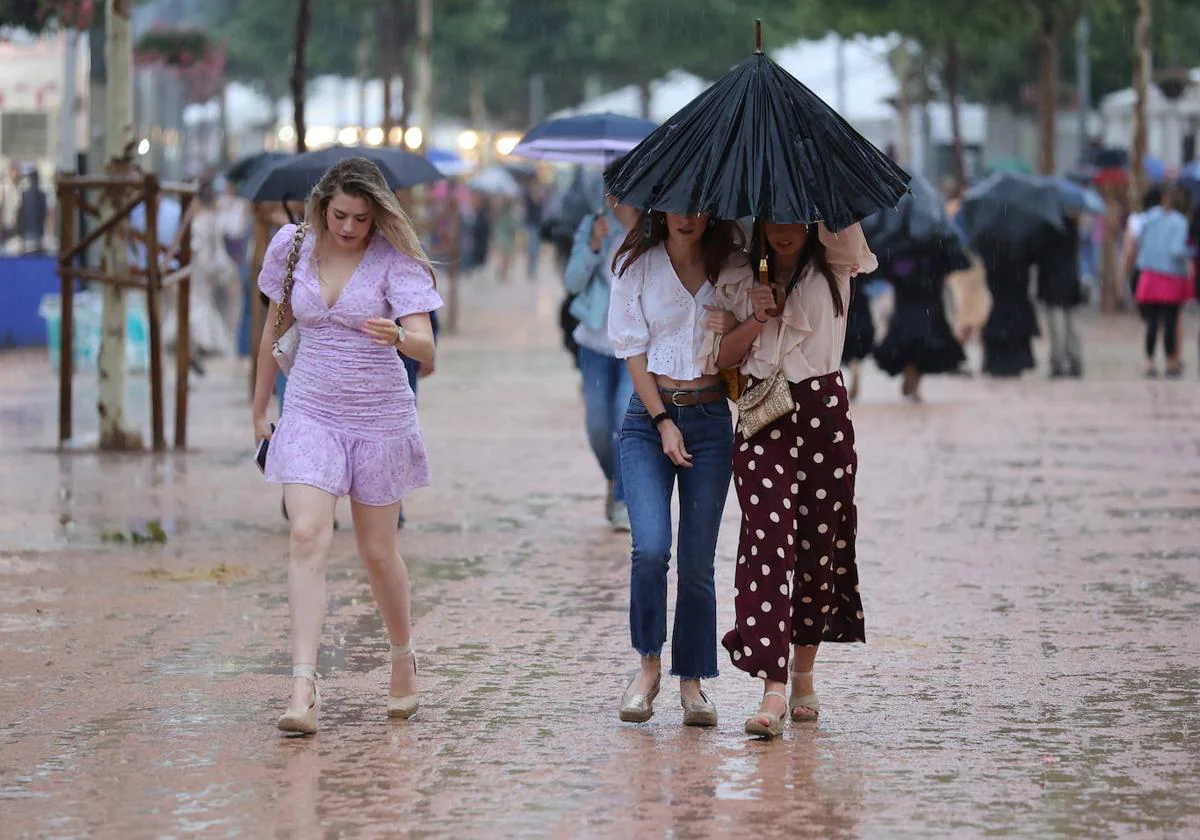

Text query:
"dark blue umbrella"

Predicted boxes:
[[512, 112, 658, 165], [243, 145, 443, 202], [1051, 176, 1105, 214]]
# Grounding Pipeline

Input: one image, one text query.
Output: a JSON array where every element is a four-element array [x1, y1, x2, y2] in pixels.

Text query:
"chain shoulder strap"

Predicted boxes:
[[272, 223, 309, 341]]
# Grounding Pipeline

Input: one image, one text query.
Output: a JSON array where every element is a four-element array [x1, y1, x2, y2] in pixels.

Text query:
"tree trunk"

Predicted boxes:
[[98, 0, 140, 450], [356, 9, 371, 140], [1037, 8, 1060, 176], [637, 80, 652, 120], [945, 42, 966, 185], [217, 80, 231, 166], [291, 0, 312, 152], [379, 6, 394, 143], [892, 42, 913, 167], [1129, 0, 1152, 215], [414, 0, 432, 149]]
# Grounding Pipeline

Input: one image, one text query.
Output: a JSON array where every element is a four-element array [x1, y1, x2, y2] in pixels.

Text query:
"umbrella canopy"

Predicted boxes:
[[861, 175, 971, 273], [468, 165, 521, 197], [604, 48, 909, 230], [242, 145, 443, 202], [960, 172, 1065, 249], [427, 148, 470, 178], [512, 113, 657, 166], [1051, 176, 1105, 215], [227, 151, 289, 185]]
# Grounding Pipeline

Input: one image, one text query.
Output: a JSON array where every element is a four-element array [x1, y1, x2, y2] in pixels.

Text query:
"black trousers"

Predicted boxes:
[[1142, 303, 1181, 359]]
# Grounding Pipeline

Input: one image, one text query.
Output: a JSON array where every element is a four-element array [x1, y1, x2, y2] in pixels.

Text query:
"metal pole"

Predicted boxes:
[[1076, 15, 1091, 164], [835, 35, 847, 114]]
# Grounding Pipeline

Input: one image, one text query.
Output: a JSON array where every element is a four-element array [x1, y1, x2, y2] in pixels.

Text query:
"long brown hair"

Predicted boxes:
[[304, 157, 434, 280], [612, 210, 746, 281], [756, 221, 844, 317]]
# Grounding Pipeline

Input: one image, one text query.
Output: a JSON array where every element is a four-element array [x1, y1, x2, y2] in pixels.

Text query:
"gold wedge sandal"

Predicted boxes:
[[277, 664, 320, 736], [789, 669, 820, 722], [387, 643, 420, 720], [744, 690, 788, 739]]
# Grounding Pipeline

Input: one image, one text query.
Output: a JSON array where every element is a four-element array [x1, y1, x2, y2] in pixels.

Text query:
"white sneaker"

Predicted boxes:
[[610, 500, 631, 532]]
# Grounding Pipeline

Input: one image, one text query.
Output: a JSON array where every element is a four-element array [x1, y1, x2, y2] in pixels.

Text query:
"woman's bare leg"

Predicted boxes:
[[283, 484, 338, 712], [350, 499, 416, 698]]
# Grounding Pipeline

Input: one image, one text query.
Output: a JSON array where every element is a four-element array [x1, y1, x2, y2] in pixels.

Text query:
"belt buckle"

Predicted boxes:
[[670, 390, 689, 407]]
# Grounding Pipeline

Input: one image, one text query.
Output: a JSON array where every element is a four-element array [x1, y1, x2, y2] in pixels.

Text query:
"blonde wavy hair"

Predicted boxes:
[[304, 156, 434, 279]]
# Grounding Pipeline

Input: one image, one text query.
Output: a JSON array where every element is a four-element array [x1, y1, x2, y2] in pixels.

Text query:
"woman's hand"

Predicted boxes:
[[363, 317, 404, 346], [659, 420, 693, 468], [749, 284, 776, 322], [590, 215, 610, 252], [703, 305, 739, 335], [253, 414, 274, 445]]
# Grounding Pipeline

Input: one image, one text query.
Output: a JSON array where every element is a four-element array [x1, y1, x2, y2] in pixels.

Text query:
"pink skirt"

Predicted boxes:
[[1136, 269, 1194, 305]]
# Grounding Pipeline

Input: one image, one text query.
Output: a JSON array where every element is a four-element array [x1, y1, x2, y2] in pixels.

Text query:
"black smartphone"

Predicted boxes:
[[255, 424, 275, 473]]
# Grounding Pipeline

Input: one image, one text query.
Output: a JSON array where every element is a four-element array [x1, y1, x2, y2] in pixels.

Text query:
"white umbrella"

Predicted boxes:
[[468, 166, 521, 197]]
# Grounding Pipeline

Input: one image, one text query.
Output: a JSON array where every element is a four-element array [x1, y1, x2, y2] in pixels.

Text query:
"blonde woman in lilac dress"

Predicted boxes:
[[251, 158, 442, 735]]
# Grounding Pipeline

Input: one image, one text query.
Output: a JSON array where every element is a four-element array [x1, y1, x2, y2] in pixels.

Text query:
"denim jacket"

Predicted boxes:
[[563, 210, 626, 332], [1136, 207, 1195, 278]]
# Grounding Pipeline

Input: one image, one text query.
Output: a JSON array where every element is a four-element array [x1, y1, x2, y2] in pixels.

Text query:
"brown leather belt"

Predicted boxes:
[[658, 385, 728, 407]]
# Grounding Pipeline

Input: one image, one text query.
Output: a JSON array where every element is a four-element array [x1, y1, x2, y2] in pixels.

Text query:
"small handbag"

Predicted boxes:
[[736, 368, 794, 440], [271, 223, 309, 375]]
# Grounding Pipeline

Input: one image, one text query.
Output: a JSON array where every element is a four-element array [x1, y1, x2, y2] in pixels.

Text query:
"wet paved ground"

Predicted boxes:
[[2, 269, 1199, 839]]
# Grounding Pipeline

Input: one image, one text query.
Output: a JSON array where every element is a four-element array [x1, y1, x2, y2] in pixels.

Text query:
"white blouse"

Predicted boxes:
[[608, 244, 753, 380], [700, 223, 877, 382]]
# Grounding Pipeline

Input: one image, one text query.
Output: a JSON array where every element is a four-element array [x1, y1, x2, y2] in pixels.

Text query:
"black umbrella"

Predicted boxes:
[[959, 172, 1065, 249], [604, 22, 909, 230], [861, 175, 971, 274], [226, 150, 289, 185], [243, 145, 443, 202]]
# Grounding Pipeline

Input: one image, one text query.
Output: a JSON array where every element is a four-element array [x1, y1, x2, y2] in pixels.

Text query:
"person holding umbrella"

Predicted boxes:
[[251, 157, 441, 735], [703, 219, 876, 737], [607, 210, 749, 727], [606, 19, 909, 737]]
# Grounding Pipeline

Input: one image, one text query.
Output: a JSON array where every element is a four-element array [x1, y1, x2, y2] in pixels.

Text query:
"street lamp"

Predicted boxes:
[[457, 130, 479, 151], [404, 126, 423, 151]]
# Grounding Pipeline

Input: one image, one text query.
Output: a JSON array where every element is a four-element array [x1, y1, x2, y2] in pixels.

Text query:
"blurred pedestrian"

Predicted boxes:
[[872, 252, 966, 401], [978, 236, 1038, 378], [1122, 185, 1164, 302], [491, 195, 519, 283], [704, 220, 874, 738], [1035, 214, 1086, 378], [0, 162, 22, 251], [523, 177, 546, 281], [840, 277, 874, 401], [251, 157, 442, 735], [17, 168, 49, 255], [608, 211, 746, 728], [563, 187, 639, 531], [163, 177, 236, 366], [1134, 185, 1195, 378]]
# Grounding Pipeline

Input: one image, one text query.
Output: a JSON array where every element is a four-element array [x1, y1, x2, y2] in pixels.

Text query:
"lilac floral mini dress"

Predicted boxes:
[[258, 223, 443, 505]]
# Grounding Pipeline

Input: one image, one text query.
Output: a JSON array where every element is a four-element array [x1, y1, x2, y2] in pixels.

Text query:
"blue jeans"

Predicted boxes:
[[577, 346, 634, 503], [620, 392, 733, 679]]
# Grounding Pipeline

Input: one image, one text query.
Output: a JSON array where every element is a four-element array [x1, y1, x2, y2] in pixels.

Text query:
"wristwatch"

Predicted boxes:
[[394, 325, 407, 347]]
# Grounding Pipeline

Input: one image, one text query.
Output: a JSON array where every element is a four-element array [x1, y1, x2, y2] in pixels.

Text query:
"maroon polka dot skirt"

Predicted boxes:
[[722, 371, 865, 684]]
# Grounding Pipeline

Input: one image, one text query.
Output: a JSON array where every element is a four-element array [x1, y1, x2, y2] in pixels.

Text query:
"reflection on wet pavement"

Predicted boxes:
[[1, 285, 1198, 837]]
